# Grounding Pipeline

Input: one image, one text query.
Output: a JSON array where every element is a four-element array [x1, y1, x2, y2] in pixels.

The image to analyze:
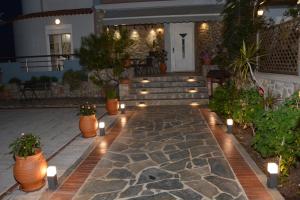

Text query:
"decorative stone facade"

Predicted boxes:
[[255, 72, 300, 99], [195, 21, 223, 73]]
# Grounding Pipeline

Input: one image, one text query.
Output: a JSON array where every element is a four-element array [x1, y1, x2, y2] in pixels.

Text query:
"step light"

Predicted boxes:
[[187, 77, 196, 82], [138, 102, 147, 107], [188, 88, 197, 93], [267, 163, 278, 188], [190, 102, 199, 106], [99, 122, 106, 136], [141, 79, 150, 83], [120, 103, 126, 114], [140, 89, 149, 94], [47, 166, 58, 190], [226, 119, 233, 133]]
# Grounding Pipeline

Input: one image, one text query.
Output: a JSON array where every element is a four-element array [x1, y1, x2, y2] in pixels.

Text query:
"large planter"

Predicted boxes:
[[106, 99, 119, 115], [120, 78, 130, 84], [160, 63, 167, 74], [13, 150, 47, 192], [79, 115, 98, 138]]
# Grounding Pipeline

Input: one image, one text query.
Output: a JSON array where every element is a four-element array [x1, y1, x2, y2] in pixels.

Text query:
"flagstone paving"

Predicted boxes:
[[74, 106, 247, 200]]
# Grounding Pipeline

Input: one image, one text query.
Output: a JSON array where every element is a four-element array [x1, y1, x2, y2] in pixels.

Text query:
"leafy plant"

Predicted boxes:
[[222, 0, 265, 60], [9, 77, 21, 85], [232, 88, 264, 126], [9, 133, 41, 157], [63, 69, 88, 91], [209, 82, 238, 117], [253, 104, 300, 176], [106, 87, 117, 99], [78, 102, 97, 116], [231, 41, 261, 89], [76, 28, 134, 90]]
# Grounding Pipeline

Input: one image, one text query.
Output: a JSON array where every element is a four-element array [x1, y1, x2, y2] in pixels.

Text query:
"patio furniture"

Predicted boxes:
[[134, 56, 160, 76], [19, 80, 52, 100], [207, 69, 230, 97]]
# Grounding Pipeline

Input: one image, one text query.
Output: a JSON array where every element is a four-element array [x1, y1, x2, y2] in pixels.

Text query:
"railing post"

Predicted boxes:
[[25, 58, 28, 72]]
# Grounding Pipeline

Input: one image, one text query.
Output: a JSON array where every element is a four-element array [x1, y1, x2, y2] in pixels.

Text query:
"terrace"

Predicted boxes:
[[0, 0, 299, 200]]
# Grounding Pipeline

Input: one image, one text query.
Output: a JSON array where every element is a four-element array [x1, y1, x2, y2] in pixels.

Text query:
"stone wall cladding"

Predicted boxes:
[[256, 72, 300, 99], [196, 21, 222, 73]]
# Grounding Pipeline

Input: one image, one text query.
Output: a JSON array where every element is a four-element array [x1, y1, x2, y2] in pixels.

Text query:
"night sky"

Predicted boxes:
[[0, 0, 22, 58]]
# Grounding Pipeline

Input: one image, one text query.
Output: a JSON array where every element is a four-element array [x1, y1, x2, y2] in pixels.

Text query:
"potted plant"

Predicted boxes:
[[78, 102, 98, 138], [76, 28, 134, 115], [105, 87, 119, 115], [156, 49, 168, 74], [9, 133, 47, 192]]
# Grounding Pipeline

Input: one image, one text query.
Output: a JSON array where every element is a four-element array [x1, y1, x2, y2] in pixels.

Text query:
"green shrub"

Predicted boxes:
[[253, 104, 300, 176], [232, 88, 264, 126], [106, 87, 117, 99], [209, 83, 237, 117], [8, 77, 21, 85], [9, 133, 41, 157], [62, 70, 88, 91]]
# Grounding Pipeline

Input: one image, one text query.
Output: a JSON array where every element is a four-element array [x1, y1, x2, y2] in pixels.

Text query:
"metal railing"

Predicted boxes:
[[0, 54, 76, 72]]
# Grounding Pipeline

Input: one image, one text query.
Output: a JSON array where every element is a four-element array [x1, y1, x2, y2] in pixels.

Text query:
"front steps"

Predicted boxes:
[[120, 74, 209, 106]]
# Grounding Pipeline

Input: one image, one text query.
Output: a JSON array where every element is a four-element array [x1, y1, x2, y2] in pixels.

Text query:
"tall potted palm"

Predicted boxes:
[[76, 28, 134, 114]]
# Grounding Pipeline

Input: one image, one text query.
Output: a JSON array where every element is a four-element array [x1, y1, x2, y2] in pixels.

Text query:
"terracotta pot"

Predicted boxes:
[[160, 63, 167, 74], [79, 115, 98, 138], [13, 150, 47, 192], [106, 99, 119, 115], [203, 58, 211, 65], [123, 59, 131, 68], [120, 78, 130, 84]]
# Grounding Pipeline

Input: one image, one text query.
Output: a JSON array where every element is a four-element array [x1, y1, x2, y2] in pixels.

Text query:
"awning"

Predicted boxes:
[[100, 4, 224, 25]]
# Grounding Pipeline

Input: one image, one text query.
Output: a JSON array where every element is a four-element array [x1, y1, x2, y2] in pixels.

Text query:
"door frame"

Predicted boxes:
[[169, 22, 195, 72]]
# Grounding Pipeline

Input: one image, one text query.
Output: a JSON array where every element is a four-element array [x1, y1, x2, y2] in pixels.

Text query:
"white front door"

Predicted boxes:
[[170, 23, 195, 72]]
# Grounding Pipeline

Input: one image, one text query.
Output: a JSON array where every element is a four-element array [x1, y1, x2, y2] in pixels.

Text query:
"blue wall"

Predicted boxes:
[[0, 59, 82, 83]]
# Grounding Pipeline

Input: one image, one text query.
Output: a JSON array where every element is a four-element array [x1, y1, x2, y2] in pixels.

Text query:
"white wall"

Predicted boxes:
[[21, 0, 94, 15], [264, 7, 291, 24], [13, 14, 94, 57]]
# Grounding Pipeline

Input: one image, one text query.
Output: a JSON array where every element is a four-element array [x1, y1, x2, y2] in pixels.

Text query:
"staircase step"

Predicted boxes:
[[121, 92, 208, 100], [130, 86, 208, 94], [131, 81, 205, 88], [121, 99, 209, 106], [133, 75, 205, 82]]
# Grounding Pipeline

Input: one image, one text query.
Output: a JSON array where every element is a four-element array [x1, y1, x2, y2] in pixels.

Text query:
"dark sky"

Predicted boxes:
[[0, 0, 22, 58]]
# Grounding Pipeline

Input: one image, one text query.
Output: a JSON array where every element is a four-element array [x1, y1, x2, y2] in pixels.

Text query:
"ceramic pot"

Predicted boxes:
[[160, 63, 167, 74], [120, 78, 130, 84], [13, 150, 47, 192], [106, 99, 119, 115], [79, 115, 98, 138]]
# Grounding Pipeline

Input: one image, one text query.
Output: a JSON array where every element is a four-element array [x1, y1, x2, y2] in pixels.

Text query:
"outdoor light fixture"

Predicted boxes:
[[156, 28, 164, 34], [138, 102, 147, 107], [267, 162, 278, 188], [54, 18, 61, 25], [190, 102, 199, 106], [257, 9, 264, 16], [120, 103, 126, 114], [189, 88, 197, 93], [141, 79, 150, 83], [187, 77, 196, 82], [47, 166, 58, 190], [226, 119, 233, 133], [99, 122, 105, 136], [140, 89, 149, 94]]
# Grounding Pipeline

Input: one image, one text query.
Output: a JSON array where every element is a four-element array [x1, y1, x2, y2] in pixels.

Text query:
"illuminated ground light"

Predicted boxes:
[[187, 77, 196, 82], [141, 79, 150, 83], [140, 89, 149, 94], [190, 102, 199, 106], [138, 102, 147, 107], [188, 88, 197, 93]]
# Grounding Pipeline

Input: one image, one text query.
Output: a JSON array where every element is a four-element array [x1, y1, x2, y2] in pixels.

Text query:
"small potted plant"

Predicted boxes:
[[155, 49, 168, 74], [106, 87, 119, 115], [9, 133, 47, 192], [78, 102, 98, 138]]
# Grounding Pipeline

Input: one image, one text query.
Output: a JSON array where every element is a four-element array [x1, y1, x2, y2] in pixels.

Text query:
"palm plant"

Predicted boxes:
[[76, 28, 134, 91], [231, 41, 262, 90]]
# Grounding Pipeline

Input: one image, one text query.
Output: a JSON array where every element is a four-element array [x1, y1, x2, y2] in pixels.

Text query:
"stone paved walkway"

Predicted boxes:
[[74, 106, 247, 200]]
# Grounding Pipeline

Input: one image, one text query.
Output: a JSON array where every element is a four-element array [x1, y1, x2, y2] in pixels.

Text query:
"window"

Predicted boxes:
[[49, 33, 71, 71]]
